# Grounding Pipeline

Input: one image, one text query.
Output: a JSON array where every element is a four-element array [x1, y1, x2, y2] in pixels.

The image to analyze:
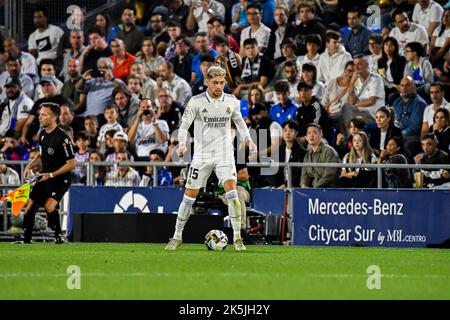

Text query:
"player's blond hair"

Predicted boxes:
[[206, 66, 226, 79]]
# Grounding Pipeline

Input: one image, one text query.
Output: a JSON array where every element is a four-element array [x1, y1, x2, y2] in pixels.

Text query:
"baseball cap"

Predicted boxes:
[[40, 75, 57, 85], [4, 76, 21, 88], [113, 131, 128, 142]]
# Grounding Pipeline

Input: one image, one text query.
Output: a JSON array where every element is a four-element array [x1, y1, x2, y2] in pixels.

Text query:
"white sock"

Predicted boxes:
[[173, 195, 196, 240], [226, 190, 241, 240]]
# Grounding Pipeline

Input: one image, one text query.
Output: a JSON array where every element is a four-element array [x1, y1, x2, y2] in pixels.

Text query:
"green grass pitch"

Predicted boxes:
[[0, 243, 449, 300]]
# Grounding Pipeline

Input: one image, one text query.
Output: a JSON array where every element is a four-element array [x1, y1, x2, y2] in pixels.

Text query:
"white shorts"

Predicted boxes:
[[185, 160, 237, 189]]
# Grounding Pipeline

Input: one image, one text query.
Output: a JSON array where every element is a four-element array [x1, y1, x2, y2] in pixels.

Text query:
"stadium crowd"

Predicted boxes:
[[0, 0, 450, 191]]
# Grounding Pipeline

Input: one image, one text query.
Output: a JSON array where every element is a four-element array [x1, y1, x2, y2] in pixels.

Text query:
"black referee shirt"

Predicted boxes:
[[39, 126, 75, 181]]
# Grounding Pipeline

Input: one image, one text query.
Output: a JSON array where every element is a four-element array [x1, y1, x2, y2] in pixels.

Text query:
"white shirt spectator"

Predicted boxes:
[[105, 167, 141, 187], [389, 23, 429, 55], [0, 166, 20, 192], [353, 72, 385, 117], [18, 52, 39, 82], [0, 73, 35, 101], [163, 74, 192, 106], [0, 93, 34, 136], [423, 99, 450, 127], [98, 121, 124, 143], [432, 26, 450, 58], [193, 1, 226, 33], [296, 53, 320, 72], [412, 0, 444, 31], [134, 119, 170, 157], [28, 24, 64, 64], [313, 81, 325, 100], [240, 23, 272, 51], [317, 45, 352, 83]]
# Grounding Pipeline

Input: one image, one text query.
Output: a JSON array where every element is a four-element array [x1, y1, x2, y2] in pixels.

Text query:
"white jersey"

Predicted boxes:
[[178, 91, 252, 164]]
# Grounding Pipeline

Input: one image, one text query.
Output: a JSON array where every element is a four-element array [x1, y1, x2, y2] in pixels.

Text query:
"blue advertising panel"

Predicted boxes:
[[68, 186, 185, 236], [292, 189, 450, 248]]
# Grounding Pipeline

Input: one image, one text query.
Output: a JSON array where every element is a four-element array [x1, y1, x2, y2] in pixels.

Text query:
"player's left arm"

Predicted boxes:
[[231, 99, 257, 152]]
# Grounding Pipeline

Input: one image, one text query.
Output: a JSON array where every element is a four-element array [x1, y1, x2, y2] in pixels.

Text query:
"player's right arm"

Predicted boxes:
[[177, 99, 197, 157]]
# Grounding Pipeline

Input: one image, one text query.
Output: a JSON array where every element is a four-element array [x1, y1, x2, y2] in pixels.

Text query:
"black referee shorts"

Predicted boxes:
[[30, 178, 71, 208]]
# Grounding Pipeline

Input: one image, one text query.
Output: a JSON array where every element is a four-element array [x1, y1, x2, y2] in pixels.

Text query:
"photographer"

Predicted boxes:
[[127, 99, 170, 162]]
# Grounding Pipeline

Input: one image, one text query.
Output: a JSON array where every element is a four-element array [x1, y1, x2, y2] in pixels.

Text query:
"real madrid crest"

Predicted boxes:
[[226, 106, 231, 114]]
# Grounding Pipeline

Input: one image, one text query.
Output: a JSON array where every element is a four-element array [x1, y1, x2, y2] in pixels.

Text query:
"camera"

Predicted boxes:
[[142, 109, 152, 116]]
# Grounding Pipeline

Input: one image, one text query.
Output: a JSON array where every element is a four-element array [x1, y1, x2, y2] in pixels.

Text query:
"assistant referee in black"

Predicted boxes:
[[19, 103, 76, 244]]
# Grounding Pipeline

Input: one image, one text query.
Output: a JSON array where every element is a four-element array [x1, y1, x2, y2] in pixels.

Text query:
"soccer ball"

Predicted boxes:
[[204, 229, 228, 250]]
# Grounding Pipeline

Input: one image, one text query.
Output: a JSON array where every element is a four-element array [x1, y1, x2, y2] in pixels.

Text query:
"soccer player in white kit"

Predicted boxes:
[[165, 66, 257, 251]]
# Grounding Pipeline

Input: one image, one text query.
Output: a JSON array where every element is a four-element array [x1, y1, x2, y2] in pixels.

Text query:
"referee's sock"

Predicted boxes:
[[226, 190, 242, 241], [23, 205, 39, 243], [173, 195, 196, 240], [48, 210, 62, 237]]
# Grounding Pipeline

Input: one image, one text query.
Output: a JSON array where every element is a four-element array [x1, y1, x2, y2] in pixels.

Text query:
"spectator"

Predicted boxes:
[[95, 12, 112, 43], [274, 38, 297, 67], [158, 61, 192, 106], [61, 59, 83, 112], [56, 6, 86, 62], [0, 164, 20, 189], [209, 17, 240, 54], [343, 7, 374, 56], [369, 106, 403, 157], [240, 84, 267, 121], [322, 60, 355, 133], [390, 10, 429, 55], [317, 31, 352, 83], [429, 108, 450, 153], [74, 131, 93, 184], [366, 34, 383, 74], [105, 131, 134, 163], [293, 3, 327, 56], [342, 55, 385, 131], [113, 7, 145, 55], [421, 82, 450, 135], [76, 57, 125, 122], [128, 99, 170, 160], [300, 123, 340, 188], [144, 12, 170, 46], [403, 42, 434, 102], [231, 0, 250, 31], [234, 38, 274, 98], [113, 87, 139, 130], [140, 149, 173, 187], [59, 29, 85, 82], [0, 130, 30, 174], [336, 116, 366, 159], [164, 21, 183, 61], [429, 8, 450, 68], [170, 36, 194, 84], [27, 7, 64, 65], [414, 133, 450, 188], [130, 62, 158, 104], [377, 36, 407, 104], [0, 77, 34, 138], [97, 105, 124, 148], [266, 60, 300, 104], [156, 88, 184, 134], [300, 63, 325, 100], [59, 104, 83, 137], [109, 38, 137, 82], [89, 151, 107, 186], [3, 37, 38, 81], [266, 6, 296, 62], [0, 55, 34, 101], [269, 80, 299, 126], [84, 115, 99, 149], [412, 0, 444, 38], [214, 35, 242, 90], [239, 3, 271, 56], [187, 0, 225, 33], [34, 59, 64, 100], [21, 77, 72, 146], [105, 150, 141, 187], [136, 37, 166, 79], [80, 27, 113, 74], [379, 136, 413, 188], [339, 131, 378, 188], [273, 120, 306, 187], [296, 34, 321, 72], [101, 129, 117, 156], [392, 76, 428, 157], [164, 0, 190, 35], [127, 74, 144, 100], [191, 32, 218, 84]]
